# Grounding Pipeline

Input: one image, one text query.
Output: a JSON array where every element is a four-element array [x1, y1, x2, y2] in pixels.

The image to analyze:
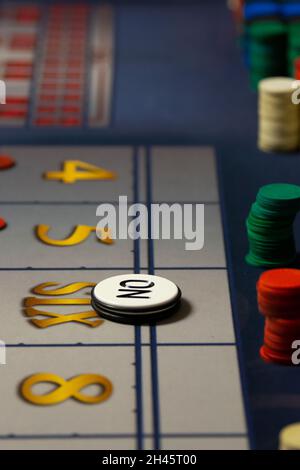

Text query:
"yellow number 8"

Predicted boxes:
[[20, 373, 113, 406]]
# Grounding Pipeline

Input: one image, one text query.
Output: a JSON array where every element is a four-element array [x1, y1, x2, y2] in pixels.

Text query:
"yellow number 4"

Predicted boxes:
[[44, 160, 117, 184]]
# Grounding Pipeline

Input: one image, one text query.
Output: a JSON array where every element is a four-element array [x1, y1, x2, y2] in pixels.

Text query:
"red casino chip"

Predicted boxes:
[[260, 345, 293, 366], [0, 155, 16, 170], [258, 301, 300, 318], [266, 317, 300, 336], [264, 325, 299, 354], [265, 326, 300, 345], [257, 269, 300, 294], [0, 218, 7, 230], [263, 341, 291, 355]]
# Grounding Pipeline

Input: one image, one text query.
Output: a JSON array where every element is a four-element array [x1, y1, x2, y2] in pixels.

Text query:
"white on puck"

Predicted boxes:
[[92, 274, 180, 314]]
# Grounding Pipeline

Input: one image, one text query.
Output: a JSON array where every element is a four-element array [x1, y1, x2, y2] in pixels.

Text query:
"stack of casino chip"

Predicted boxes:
[[257, 269, 300, 365], [246, 183, 300, 267], [247, 20, 287, 89], [258, 77, 300, 152]]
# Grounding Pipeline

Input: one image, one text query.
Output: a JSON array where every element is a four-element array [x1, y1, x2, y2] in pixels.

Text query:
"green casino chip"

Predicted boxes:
[[248, 21, 287, 38], [257, 183, 300, 208]]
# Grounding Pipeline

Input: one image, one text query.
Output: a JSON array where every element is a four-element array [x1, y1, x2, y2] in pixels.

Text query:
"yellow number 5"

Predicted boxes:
[[36, 225, 112, 246]]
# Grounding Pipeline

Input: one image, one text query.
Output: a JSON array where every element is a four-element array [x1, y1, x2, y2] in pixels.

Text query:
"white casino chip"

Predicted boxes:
[[259, 77, 298, 95]]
